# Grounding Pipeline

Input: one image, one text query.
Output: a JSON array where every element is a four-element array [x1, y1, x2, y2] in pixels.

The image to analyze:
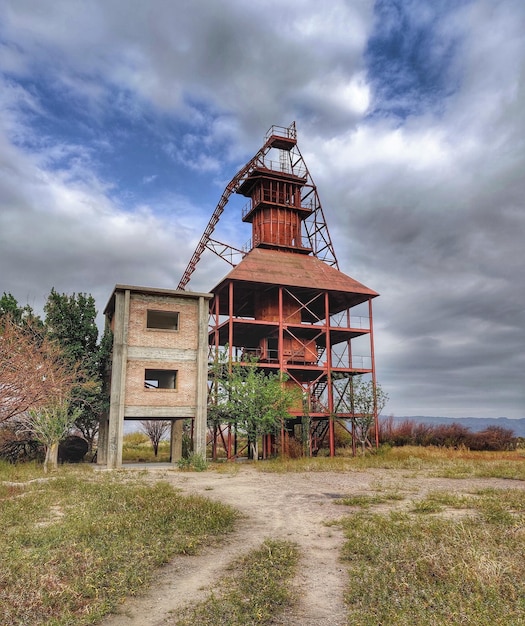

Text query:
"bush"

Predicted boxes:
[[0, 422, 43, 463], [379, 419, 516, 451], [466, 426, 515, 451], [58, 435, 88, 463], [177, 453, 208, 471]]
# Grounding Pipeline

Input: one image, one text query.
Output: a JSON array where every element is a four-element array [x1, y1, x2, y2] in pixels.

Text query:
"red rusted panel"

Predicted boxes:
[[214, 248, 378, 299]]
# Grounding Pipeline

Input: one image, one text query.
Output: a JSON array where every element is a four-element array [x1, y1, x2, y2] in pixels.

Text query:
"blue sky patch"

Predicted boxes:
[[365, 0, 469, 120]]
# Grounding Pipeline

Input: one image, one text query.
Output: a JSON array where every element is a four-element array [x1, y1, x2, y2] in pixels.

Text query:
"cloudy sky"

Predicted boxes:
[[1, 0, 524, 419]]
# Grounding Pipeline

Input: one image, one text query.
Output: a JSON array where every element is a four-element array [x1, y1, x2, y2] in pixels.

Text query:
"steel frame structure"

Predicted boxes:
[[178, 123, 379, 457], [177, 123, 337, 289]]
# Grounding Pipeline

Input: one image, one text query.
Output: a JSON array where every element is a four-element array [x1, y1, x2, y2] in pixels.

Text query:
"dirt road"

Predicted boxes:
[[101, 466, 521, 626]]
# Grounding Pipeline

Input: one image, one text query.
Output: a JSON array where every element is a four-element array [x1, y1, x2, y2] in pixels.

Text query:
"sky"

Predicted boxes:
[[1, 0, 524, 420]]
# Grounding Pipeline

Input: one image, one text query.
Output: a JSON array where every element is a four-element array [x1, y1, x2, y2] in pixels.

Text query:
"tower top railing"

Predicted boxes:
[[258, 158, 306, 178], [265, 122, 297, 142]]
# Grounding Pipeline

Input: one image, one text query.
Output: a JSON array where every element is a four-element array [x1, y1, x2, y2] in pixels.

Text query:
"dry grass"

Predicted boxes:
[[339, 486, 525, 625], [0, 466, 237, 626], [257, 445, 525, 480], [172, 539, 299, 626]]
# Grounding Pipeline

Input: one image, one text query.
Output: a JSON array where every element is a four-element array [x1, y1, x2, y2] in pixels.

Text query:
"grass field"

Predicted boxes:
[[339, 487, 525, 625], [0, 463, 237, 625], [1, 446, 524, 625]]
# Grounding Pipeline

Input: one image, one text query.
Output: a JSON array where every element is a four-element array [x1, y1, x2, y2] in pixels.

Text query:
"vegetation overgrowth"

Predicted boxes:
[[173, 539, 299, 626], [1, 448, 525, 624], [379, 417, 517, 451], [0, 464, 237, 625], [258, 445, 525, 480], [121, 431, 172, 463], [339, 488, 525, 625]]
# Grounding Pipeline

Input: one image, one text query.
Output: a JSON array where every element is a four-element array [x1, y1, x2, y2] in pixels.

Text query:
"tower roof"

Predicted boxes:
[[211, 248, 378, 314]]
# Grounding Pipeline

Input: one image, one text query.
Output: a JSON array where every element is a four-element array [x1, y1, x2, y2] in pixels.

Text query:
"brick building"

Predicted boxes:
[[98, 285, 212, 468]]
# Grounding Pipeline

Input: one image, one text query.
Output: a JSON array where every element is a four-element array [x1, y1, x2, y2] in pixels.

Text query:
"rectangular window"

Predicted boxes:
[[144, 369, 177, 390], [147, 310, 179, 331]]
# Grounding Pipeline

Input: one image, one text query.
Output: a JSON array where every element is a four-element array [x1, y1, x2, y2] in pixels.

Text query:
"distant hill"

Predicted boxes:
[[383, 416, 525, 439]]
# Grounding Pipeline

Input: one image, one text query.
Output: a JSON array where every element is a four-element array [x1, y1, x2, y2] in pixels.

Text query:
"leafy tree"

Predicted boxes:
[[72, 327, 112, 451], [0, 292, 42, 328], [344, 376, 389, 454], [43, 289, 106, 451], [140, 420, 171, 457], [0, 317, 76, 423], [210, 360, 300, 460], [18, 398, 80, 472], [44, 289, 98, 364]]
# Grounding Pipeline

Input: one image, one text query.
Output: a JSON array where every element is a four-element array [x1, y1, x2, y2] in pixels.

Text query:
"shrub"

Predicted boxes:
[[379, 419, 515, 451], [467, 426, 515, 451], [177, 453, 208, 471], [0, 422, 43, 463]]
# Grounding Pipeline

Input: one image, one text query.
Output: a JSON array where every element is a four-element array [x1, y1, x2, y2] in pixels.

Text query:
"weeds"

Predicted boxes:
[[177, 453, 208, 471], [0, 468, 237, 625], [172, 539, 299, 626], [256, 446, 525, 480], [336, 493, 405, 508], [340, 489, 525, 625]]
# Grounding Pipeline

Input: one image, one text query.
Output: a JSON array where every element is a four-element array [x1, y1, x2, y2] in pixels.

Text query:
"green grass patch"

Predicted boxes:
[[0, 459, 55, 482], [340, 489, 525, 625], [172, 539, 299, 626], [0, 468, 237, 625], [122, 437, 172, 463], [336, 493, 405, 508], [177, 453, 209, 472]]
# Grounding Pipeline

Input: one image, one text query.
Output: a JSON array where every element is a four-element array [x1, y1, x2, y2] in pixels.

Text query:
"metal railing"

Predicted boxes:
[[265, 123, 297, 141]]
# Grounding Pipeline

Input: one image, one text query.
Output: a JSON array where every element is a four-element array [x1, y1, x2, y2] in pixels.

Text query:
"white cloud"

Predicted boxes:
[[0, 0, 524, 418]]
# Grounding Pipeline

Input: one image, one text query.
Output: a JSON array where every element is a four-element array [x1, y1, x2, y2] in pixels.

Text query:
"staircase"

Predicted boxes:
[[310, 419, 329, 455]]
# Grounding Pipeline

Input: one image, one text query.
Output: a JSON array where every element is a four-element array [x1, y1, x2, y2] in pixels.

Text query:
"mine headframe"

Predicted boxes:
[[177, 122, 337, 290]]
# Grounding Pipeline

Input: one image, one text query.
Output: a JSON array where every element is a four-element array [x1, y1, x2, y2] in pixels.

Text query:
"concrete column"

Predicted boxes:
[[193, 295, 209, 458], [170, 420, 183, 463], [97, 414, 108, 465], [107, 289, 130, 468]]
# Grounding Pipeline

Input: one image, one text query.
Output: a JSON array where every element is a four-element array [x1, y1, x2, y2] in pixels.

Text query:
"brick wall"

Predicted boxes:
[[127, 294, 199, 350], [124, 293, 201, 410]]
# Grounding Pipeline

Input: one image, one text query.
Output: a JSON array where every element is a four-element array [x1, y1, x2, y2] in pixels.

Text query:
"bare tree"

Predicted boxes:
[[0, 318, 77, 424], [140, 420, 171, 457]]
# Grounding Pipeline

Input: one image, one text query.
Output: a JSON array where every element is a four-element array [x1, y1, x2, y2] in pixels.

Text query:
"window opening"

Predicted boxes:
[[147, 310, 179, 330], [144, 369, 177, 389]]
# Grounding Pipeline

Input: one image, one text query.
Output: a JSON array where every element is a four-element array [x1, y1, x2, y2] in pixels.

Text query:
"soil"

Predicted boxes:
[[100, 466, 524, 626]]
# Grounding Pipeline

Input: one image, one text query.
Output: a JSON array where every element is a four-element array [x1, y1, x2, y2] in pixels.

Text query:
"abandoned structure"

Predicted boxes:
[[179, 123, 379, 457], [101, 124, 379, 462], [99, 285, 211, 468]]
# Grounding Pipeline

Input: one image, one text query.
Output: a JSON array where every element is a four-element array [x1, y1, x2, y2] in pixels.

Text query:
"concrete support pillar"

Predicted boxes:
[[193, 295, 209, 458], [170, 420, 183, 463], [97, 414, 108, 465], [107, 289, 130, 468]]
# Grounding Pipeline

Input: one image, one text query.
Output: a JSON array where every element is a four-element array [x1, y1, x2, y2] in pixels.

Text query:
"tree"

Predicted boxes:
[[140, 420, 171, 457], [44, 289, 98, 364], [210, 360, 300, 460], [345, 376, 389, 454], [0, 292, 42, 328], [0, 317, 77, 424], [18, 398, 80, 472], [43, 289, 105, 451]]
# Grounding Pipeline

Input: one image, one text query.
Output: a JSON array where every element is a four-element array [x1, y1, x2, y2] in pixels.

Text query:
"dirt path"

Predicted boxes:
[[101, 467, 523, 626]]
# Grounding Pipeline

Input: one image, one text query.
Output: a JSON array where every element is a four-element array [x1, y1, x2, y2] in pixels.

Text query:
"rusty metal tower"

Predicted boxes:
[[179, 123, 379, 457]]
